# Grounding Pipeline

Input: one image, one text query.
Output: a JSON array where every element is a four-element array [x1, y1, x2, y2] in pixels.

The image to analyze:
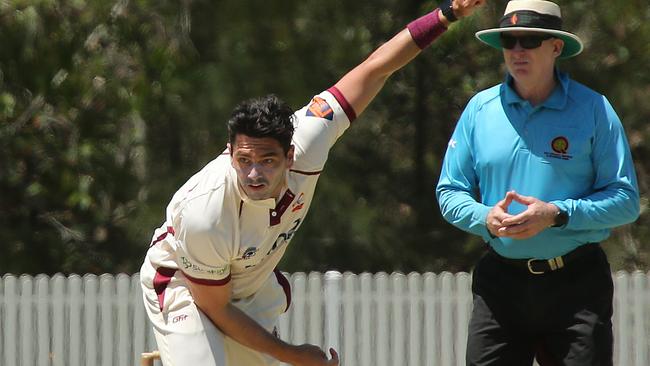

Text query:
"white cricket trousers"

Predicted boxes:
[[141, 269, 291, 366]]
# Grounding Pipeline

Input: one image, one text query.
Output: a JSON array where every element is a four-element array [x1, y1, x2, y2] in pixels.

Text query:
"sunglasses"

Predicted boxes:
[[500, 34, 554, 50]]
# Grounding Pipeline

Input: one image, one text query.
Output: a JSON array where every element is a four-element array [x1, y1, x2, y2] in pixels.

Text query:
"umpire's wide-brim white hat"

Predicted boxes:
[[475, 0, 584, 59]]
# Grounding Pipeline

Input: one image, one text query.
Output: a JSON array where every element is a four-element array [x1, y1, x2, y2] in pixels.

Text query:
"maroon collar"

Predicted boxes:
[[269, 189, 295, 226]]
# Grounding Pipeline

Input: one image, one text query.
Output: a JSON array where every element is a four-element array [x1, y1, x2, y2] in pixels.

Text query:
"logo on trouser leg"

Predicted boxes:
[[272, 326, 280, 338], [172, 314, 189, 323]]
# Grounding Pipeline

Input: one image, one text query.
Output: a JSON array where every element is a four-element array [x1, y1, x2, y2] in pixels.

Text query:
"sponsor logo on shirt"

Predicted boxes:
[[291, 193, 305, 212], [180, 256, 229, 275], [448, 138, 457, 149], [267, 218, 302, 256], [306, 97, 334, 120], [544, 136, 573, 160], [240, 219, 303, 270], [172, 314, 189, 323]]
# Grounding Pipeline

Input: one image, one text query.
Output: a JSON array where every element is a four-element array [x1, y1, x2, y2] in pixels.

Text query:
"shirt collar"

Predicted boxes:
[[502, 68, 569, 110]]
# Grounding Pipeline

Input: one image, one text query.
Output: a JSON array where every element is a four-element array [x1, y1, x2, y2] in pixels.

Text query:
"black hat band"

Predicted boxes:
[[499, 10, 563, 30]]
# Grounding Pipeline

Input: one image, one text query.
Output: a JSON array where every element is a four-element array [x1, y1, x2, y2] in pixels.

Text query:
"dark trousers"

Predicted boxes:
[[466, 245, 614, 366]]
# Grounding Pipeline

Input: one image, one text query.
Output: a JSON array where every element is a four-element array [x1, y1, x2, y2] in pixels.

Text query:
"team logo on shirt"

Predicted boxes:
[[544, 136, 573, 160], [551, 136, 569, 154], [291, 193, 305, 212], [306, 97, 334, 120]]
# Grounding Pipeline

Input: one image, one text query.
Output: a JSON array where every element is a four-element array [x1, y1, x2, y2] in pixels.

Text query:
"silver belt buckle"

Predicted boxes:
[[527, 259, 545, 275]]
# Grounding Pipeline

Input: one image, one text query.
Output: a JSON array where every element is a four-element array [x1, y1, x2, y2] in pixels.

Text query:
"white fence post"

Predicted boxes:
[[36, 274, 49, 366], [375, 272, 389, 366], [407, 272, 422, 366], [19, 276, 34, 366], [130, 273, 147, 366], [423, 272, 439, 366], [289, 272, 307, 346], [342, 272, 357, 366], [51, 274, 66, 366], [84, 274, 99, 366], [632, 271, 648, 366], [391, 272, 406, 366], [68, 275, 82, 366], [615, 271, 630, 366], [359, 272, 373, 366], [440, 272, 455, 366], [456, 272, 472, 366], [324, 271, 341, 356], [3, 275, 18, 366], [307, 272, 323, 349], [116, 274, 131, 366]]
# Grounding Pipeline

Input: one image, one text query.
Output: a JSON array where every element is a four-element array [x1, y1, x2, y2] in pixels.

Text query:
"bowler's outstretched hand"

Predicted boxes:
[[452, 0, 487, 19], [288, 345, 339, 366]]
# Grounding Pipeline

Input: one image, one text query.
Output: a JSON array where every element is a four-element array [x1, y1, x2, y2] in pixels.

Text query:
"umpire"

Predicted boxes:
[[436, 0, 640, 365]]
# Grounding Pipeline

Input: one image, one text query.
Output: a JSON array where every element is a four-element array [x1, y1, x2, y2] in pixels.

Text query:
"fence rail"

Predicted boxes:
[[1, 271, 649, 366]]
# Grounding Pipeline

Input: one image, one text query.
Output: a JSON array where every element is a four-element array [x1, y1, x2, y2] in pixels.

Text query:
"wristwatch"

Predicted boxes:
[[552, 209, 569, 228], [440, 0, 458, 23]]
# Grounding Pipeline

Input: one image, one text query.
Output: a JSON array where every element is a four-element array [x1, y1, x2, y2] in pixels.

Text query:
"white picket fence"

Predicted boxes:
[[1, 271, 649, 366]]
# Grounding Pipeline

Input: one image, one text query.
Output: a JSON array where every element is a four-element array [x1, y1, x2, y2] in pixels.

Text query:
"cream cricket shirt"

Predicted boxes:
[[141, 89, 353, 301]]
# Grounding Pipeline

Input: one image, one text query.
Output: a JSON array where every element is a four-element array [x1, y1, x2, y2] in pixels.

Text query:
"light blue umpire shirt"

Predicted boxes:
[[436, 69, 640, 259]]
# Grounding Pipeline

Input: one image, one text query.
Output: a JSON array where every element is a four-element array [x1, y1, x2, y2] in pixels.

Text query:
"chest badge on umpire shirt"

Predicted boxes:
[[544, 136, 573, 160]]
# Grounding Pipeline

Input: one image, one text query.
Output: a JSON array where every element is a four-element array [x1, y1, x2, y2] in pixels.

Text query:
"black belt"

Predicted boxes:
[[487, 244, 600, 275]]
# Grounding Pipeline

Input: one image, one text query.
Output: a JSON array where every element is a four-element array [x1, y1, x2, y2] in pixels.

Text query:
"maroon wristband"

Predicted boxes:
[[406, 8, 448, 50]]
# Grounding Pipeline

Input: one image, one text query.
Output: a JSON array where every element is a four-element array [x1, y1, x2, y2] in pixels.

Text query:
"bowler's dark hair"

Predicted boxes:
[[228, 94, 295, 154]]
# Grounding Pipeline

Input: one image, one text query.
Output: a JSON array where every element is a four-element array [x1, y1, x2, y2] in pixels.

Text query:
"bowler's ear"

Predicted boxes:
[[286, 145, 295, 169], [227, 142, 233, 156]]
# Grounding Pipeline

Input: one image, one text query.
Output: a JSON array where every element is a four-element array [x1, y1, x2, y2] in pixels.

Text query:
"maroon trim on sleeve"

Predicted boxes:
[[153, 267, 177, 311], [274, 269, 292, 312], [289, 169, 322, 176], [183, 272, 232, 286], [149, 226, 176, 248], [327, 86, 357, 123], [406, 8, 447, 50]]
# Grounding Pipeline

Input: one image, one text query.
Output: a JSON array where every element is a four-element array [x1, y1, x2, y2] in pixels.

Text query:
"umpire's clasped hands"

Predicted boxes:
[[486, 191, 560, 240]]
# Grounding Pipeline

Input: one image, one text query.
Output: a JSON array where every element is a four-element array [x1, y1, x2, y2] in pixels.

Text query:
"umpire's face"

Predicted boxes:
[[229, 134, 294, 201], [502, 31, 563, 87]]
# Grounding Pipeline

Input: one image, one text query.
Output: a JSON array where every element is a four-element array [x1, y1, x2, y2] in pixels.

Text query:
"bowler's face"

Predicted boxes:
[[229, 135, 294, 201]]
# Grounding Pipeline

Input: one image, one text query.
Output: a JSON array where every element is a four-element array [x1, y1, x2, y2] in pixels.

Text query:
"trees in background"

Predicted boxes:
[[1, 0, 649, 274]]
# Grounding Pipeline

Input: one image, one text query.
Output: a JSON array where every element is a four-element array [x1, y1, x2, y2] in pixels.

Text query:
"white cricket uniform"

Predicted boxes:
[[140, 88, 355, 366]]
